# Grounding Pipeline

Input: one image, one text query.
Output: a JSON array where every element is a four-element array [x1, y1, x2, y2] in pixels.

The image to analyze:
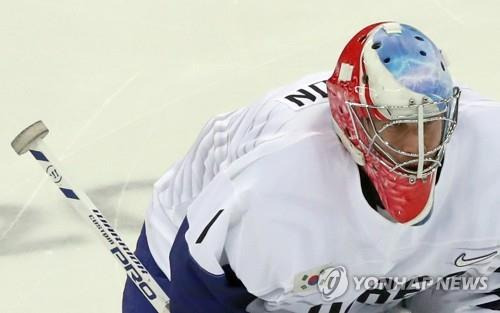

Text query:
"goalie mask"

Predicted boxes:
[[327, 22, 460, 225]]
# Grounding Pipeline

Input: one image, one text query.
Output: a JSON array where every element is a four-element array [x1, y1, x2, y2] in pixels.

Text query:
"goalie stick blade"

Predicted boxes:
[[11, 120, 49, 155]]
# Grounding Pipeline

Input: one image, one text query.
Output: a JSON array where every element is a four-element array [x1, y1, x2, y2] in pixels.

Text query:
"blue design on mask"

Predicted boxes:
[[372, 24, 453, 107]]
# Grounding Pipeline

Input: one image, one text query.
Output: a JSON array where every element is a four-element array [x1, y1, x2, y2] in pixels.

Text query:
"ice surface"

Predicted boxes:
[[1, 0, 500, 312]]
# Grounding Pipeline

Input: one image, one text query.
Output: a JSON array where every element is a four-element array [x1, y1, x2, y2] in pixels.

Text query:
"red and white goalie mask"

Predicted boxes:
[[327, 22, 460, 225]]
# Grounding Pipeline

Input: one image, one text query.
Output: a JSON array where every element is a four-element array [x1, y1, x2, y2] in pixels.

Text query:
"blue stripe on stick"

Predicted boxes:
[[60, 188, 79, 200], [30, 150, 49, 161]]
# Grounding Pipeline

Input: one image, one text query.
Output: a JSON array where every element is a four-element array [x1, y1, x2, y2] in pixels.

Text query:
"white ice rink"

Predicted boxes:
[[1, 1, 500, 312]]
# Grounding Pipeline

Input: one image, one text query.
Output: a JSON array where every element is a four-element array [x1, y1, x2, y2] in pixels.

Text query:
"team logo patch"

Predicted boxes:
[[293, 263, 334, 295], [293, 263, 349, 302]]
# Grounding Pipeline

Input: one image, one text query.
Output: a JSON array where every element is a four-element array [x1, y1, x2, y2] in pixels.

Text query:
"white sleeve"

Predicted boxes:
[[145, 107, 248, 279]]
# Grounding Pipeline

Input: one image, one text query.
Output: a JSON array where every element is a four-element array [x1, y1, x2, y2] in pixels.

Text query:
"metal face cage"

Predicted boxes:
[[346, 86, 460, 182]]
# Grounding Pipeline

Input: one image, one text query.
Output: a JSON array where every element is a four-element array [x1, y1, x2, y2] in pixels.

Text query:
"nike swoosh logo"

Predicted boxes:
[[454, 251, 498, 267]]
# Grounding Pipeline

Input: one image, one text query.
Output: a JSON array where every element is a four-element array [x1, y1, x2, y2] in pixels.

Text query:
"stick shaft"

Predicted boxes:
[[28, 140, 170, 313]]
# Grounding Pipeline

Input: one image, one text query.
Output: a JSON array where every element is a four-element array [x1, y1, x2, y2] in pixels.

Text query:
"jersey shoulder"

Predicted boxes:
[[453, 86, 500, 159], [149, 72, 333, 223], [457, 85, 500, 117], [265, 71, 331, 110], [433, 86, 500, 236], [230, 70, 332, 145]]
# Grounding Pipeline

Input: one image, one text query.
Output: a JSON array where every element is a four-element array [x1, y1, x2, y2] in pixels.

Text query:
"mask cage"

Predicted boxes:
[[346, 86, 460, 181]]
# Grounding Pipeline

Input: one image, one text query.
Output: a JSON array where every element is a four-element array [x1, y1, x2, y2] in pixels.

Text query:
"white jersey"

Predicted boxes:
[[145, 72, 500, 312]]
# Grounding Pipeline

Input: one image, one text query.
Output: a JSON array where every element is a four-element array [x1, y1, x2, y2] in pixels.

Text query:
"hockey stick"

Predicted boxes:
[[11, 121, 170, 313]]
